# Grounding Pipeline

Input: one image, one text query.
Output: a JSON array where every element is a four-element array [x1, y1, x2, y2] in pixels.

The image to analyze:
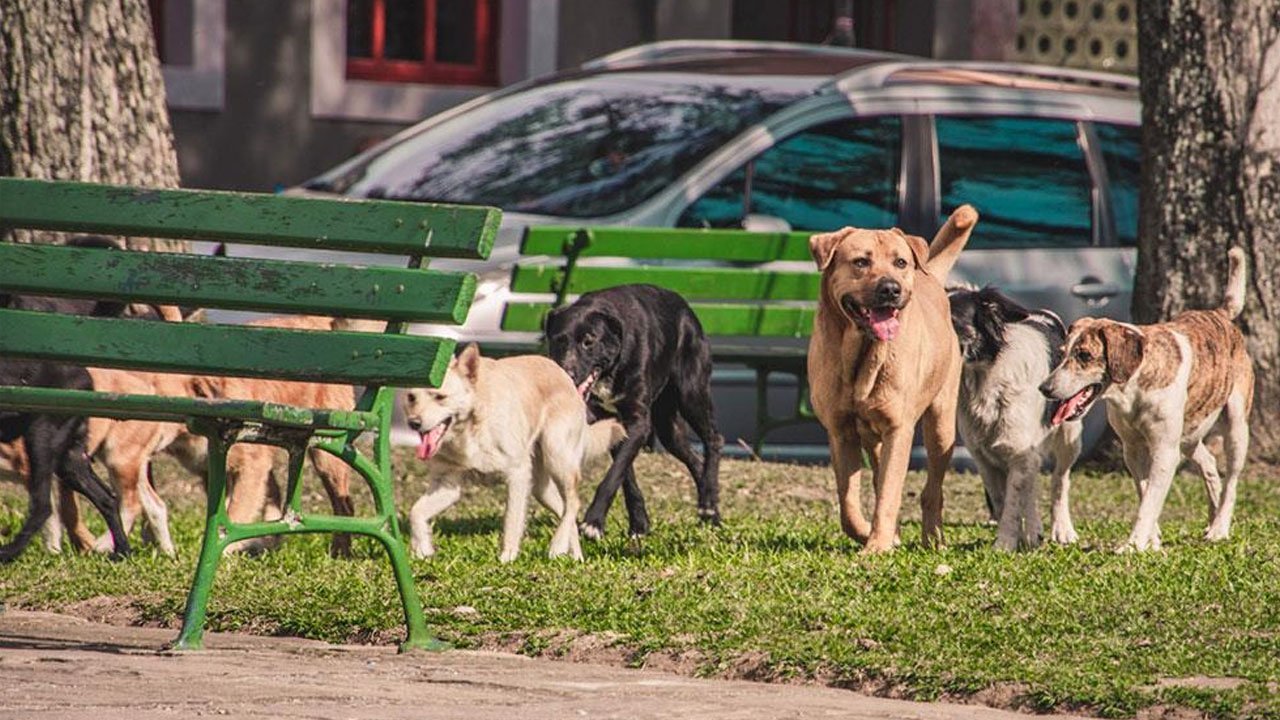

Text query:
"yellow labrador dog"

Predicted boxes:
[[403, 344, 624, 562], [807, 206, 977, 553]]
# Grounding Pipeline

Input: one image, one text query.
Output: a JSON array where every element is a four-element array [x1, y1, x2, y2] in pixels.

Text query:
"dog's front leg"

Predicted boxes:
[[995, 455, 1039, 551], [1122, 443, 1180, 552], [1048, 422, 1082, 544], [830, 428, 870, 543], [581, 411, 651, 540], [500, 463, 534, 563], [865, 428, 914, 553], [409, 474, 462, 559]]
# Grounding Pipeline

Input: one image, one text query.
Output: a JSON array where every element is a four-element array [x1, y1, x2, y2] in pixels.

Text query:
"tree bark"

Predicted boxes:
[[0, 0, 186, 251], [1136, 0, 1280, 459]]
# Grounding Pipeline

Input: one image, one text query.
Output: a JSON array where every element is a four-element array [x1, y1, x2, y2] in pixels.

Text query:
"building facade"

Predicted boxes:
[[154, 0, 1132, 191]]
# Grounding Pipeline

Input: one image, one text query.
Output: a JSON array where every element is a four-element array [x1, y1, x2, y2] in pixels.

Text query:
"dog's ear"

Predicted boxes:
[[1100, 323, 1144, 384], [982, 291, 1030, 324], [543, 304, 566, 333], [808, 229, 848, 270], [455, 342, 482, 383], [595, 311, 624, 343], [896, 229, 930, 273]]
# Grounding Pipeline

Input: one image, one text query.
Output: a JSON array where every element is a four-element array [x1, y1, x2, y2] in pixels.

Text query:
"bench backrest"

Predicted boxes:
[[502, 226, 819, 338], [0, 179, 499, 388]]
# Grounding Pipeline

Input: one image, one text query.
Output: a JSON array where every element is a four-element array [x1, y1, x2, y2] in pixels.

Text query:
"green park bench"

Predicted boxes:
[[498, 225, 819, 454], [0, 178, 498, 652]]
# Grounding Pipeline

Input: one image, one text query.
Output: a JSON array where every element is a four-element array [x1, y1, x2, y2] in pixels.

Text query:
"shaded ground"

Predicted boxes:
[[0, 609, 1097, 720]]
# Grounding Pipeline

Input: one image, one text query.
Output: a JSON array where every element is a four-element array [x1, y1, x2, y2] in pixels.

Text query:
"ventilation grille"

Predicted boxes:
[[1013, 0, 1136, 74]]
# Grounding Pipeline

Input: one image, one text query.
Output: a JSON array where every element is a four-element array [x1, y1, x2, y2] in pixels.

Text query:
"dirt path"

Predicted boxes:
[[0, 609, 1095, 720]]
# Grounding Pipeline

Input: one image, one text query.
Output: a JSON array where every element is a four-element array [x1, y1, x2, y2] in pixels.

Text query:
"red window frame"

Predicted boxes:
[[346, 0, 498, 86]]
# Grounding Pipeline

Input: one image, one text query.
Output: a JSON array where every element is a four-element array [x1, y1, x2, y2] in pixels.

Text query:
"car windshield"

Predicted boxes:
[[305, 73, 808, 218]]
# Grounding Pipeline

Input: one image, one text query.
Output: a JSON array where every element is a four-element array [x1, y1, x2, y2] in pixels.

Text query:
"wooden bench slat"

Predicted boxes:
[[521, 226, 814, 262], [0, 178, 499, 259], [502, 302, 814, 338], [509, 263, 820, 301], [0, 386, 380, 431], [0, 243, 477, 322], [0, 308, 453, 387]]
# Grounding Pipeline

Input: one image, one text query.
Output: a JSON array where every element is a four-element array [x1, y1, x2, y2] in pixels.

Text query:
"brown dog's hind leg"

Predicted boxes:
[[57, 483, 97, 553], [920, 399, 956, 550], [831, 429, 871, 543], [312, 447, 355, 558]]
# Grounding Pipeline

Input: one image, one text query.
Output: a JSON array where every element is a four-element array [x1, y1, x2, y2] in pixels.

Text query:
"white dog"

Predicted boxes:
[[949, 287, 1084, 550], [402, 344, 624, 562]]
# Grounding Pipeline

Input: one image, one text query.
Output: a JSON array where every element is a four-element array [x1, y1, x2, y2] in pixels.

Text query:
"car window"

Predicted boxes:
[[303, 74, 808, 218], [676, 116, 901, 231], [936, 116, 1093, 248], [1094, 122, 1140, 247]]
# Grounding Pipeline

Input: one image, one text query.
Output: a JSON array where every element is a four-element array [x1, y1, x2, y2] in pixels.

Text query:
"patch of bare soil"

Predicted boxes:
[[62, 594, 173, 629], [1155, 676, 1247, 691]]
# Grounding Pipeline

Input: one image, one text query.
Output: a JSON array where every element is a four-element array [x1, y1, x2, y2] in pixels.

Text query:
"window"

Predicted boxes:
[[1095, 122, 1140, 247], [346, 0, 498, 86], [677, 117, 901, 232], [305, 74, 803, 218], [936, 116, 1093, 248]]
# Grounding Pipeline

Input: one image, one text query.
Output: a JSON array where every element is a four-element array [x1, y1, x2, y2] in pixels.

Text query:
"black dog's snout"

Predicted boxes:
[[875, 279, 902, 304], [406, 417, 422, 431], [1038, 380, 1054, 398]]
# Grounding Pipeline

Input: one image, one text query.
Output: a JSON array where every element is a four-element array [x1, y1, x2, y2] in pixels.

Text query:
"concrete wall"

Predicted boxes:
[[171, 0, 404, 192]]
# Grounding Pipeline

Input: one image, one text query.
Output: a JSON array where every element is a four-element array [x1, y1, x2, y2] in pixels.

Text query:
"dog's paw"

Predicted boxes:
[[992, 535, 1019, 552], [498, 548, 519, 564], [1204, 524, 1231, 542], [698, 508, 721, 527], [410, 540, 436, 560], [92, 533, 116, 555], [1050, 524, 1079, 545], [580, 522, 605, 541]]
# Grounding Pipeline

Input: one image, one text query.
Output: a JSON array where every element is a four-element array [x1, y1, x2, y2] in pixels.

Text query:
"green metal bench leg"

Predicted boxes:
[[170, 430, 231, 651], [376, 529, 448, 652]]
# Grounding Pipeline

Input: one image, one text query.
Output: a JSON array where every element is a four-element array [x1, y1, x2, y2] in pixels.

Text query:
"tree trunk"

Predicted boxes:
[[1135, 0, 1280, 459], [0, 0, 186, 251]]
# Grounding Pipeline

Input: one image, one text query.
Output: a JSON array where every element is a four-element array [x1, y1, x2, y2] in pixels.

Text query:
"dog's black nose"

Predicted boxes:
[[876, 279, 902, 304], [406, 417, 421, 431], [1038, 380, 1053, 398]]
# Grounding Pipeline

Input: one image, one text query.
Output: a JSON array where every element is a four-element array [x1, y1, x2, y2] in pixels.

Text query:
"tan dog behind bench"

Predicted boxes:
[[1041, 248, 1253, 551], [49, 315, 364, 558], [807, 206, 977, 553]]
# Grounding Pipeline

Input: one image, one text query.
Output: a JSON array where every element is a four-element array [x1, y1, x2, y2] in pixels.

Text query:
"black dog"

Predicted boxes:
[[1, 238, 139, 562], [0, 357, 132, 562], [544, 284, 722, 539]]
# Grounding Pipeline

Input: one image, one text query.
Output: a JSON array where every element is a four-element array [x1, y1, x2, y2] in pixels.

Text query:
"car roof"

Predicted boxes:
[[558, 40, 1137, 100]]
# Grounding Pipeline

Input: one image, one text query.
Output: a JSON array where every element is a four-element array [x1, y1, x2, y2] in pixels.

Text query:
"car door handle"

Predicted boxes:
[[1071, 278, 1120, 300]]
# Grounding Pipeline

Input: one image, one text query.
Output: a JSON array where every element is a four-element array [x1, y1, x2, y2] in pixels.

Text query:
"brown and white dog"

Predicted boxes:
[[807, 206, 977, 553], [1041, 248, 1253, 551]]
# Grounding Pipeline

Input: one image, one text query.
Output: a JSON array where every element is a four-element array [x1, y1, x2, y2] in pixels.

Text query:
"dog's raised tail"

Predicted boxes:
[[926, 205, 978, 282], [584, 419, 626, 462], [1223, 247, 1247, 319]]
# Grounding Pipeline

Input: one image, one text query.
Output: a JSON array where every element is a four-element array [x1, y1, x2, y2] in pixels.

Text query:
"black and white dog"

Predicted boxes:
[[544, 284, 722, 539], [948, 287, 1082, 550]]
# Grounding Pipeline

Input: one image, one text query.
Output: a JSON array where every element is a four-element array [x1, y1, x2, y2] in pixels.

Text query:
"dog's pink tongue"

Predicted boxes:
[[576, 371, 596, 399], [867, 308, 900, 341], [1051, 390, 1087, 427], [416, 424, 447, 460]]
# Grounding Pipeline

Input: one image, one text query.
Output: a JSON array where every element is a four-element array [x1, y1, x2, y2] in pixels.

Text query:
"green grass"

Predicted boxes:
[[4, 449, 1280, 718]]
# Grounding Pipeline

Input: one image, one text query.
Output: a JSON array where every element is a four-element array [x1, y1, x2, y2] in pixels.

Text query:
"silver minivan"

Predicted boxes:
[[300, 40, 1141, 457]]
